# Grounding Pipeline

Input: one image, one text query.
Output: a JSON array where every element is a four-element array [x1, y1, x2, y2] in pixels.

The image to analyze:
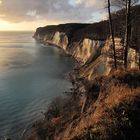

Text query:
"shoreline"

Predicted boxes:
[[22, 42, 80, 140], [24, 6, 140, 139], [24, 46, 140, 140]]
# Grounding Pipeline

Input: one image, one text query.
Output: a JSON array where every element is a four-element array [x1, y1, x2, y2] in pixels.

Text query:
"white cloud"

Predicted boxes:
[[73, 0, 104, 8], [75, 0, 82, 4], [26, 10, 37, 17], [84, 0, 98, 7], [80, 0, 97, 7]]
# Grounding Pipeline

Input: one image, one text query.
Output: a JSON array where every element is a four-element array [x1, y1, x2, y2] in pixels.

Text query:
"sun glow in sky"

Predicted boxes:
[[0, 19, 58, 31]]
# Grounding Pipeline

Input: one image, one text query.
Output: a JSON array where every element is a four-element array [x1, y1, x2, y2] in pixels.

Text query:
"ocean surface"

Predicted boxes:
[[0, 31, 74, 139]]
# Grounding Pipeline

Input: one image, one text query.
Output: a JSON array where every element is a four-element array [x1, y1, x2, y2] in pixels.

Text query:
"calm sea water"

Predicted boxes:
[[0, 31, 74, 139]]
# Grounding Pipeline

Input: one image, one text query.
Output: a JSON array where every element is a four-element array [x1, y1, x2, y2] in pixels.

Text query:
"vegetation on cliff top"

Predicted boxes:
[[34, 5, 140, 42]]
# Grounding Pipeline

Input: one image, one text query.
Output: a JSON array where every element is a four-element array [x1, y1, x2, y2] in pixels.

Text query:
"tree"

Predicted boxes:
[[139, 40, 140, 69], [124, 0, 132, 69], [112, 0, 139, 69], [122, 0, 139, 69], [107, 0, 117, 69]]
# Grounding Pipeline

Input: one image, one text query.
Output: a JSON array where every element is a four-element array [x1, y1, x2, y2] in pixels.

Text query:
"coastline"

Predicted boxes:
[[22, 42, 79, 139], [25, 5, 140, 140], [25, 32, 140, 140]]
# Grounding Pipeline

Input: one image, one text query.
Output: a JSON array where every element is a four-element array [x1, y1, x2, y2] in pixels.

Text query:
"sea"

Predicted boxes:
[[0, 31, 74, 140]]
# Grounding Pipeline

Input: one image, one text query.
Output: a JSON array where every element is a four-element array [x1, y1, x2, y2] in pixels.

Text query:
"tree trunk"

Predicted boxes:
[[124, 0, 131, 69], [137, 39, 140, 70], [108, 0, 117, 69], [139, 49, 140, 70]]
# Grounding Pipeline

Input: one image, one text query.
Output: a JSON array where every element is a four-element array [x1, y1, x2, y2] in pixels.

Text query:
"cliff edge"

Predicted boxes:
[[25, 5, 140, 140], [33, 5, 140, 79]]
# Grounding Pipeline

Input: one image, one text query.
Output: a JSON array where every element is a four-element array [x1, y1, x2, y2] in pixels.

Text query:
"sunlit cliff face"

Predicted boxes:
[[0, 0, 107, 31]]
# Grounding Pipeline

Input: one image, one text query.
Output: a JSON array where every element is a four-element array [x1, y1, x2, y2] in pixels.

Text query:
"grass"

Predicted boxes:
[[25, 69, 140, 140]]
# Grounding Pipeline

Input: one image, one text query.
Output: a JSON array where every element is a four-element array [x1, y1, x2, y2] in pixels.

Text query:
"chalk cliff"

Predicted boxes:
[[26, 5, 140, 140], [34, 10, 140, 79]]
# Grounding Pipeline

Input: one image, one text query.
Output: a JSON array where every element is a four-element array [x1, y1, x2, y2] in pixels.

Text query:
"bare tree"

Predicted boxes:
[[138, 38, 140, 69], [107, 0, 117, 69], [124, 0, 131, 69], [123, 0, 139, 69], [112, 0, 139, 69]]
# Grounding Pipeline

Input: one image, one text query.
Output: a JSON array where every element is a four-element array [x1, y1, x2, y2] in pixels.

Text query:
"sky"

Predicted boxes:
[[0, 0, 108, 31], [0, 0, 139, 31]]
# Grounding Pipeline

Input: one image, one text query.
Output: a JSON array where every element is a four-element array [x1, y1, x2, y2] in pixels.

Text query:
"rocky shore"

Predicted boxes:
[[25, 5, 140, 140]]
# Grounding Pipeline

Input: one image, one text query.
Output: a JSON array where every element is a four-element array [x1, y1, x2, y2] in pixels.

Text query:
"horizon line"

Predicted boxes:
[[0, 30, 35, 32]]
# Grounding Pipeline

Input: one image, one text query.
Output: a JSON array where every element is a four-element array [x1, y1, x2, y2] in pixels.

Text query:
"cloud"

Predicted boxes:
[[0, 0, 106, 23], [26, 10, 37, 17], [74, 0, 99, 7]]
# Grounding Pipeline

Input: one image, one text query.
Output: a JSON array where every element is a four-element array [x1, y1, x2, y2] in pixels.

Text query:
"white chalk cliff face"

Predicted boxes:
[[52, 32, 69, 51], [79, 37, 139, 80], [57, 33, 103, 64], [72, 39, 104, 63], [34, 31, 139, 80], [35, 31, 104, 63]]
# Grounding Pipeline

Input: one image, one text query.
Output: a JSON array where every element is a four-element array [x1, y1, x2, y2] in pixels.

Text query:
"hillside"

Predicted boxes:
[[25, 5, 140, 140], [26, 70, 140, 140]]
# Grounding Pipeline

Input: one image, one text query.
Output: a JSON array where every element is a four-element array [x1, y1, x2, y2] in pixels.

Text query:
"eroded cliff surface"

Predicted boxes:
[[25, 5, 140, 140], [34, 8, 140, 79]]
